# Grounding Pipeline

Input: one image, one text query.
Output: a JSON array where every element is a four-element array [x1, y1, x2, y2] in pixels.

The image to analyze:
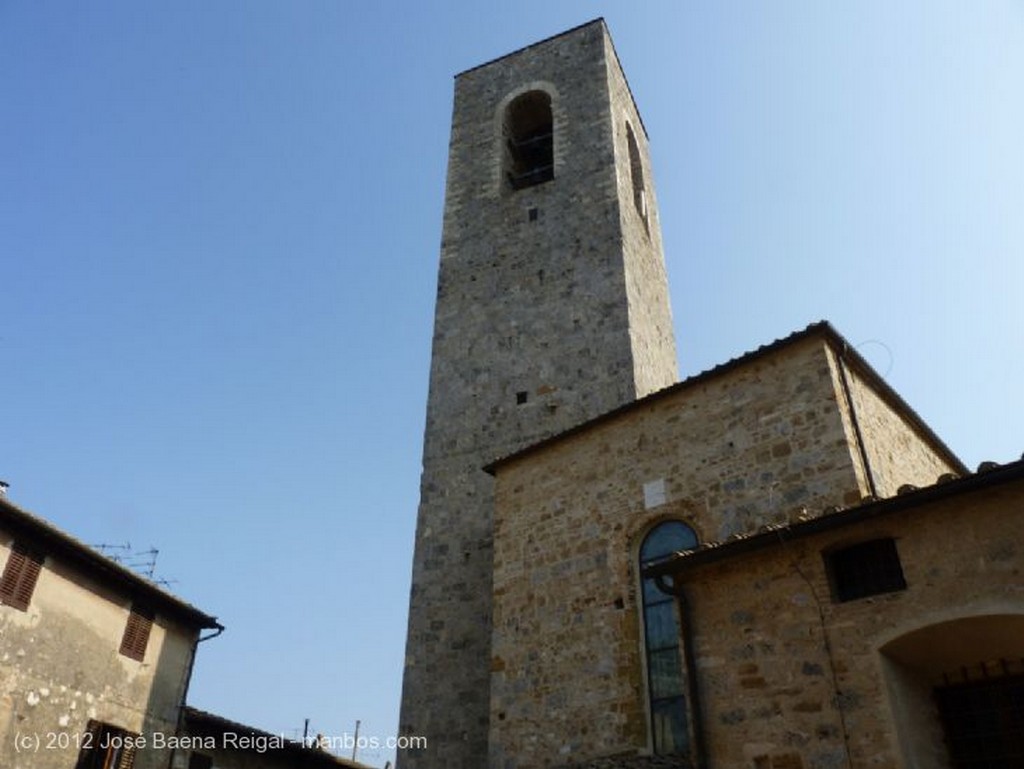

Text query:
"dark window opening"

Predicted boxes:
[[528, 207, 538, 222], [516, 391, 528, 405], [639, 521, 698, 755], [119, 605, 154, 661], [0, 542, 44, 612], [75, 721, 138, 769], [626, 123, 648, 229], [826, 538, 906, 602], [935, 671, 1024, 768], [188, 753, 214, 769], [504, 91, 553, 191]]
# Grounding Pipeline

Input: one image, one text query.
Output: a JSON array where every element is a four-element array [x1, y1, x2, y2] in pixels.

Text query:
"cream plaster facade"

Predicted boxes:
[[0, 496, 220, 769]]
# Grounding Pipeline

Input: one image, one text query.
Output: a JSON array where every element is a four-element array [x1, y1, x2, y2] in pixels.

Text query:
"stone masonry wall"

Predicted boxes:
[[488, 328, 970, 768], [603, 32, 677, 400], [830, 349, 961, 497], [681, 480, 1024, 769], [489, 336, 868, 769], [400, 20, 678, 769]]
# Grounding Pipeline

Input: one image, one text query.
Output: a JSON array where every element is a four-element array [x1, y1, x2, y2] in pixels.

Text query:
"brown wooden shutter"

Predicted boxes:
[[74, 722, 140, 769], [0, 547, 26, 598], [116, 742, 137, 769], [119, 606, 154, 661], [0, 543, 44, 611]]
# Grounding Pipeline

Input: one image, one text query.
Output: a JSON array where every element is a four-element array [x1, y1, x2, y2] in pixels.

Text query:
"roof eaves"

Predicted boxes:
[[643, 457, 1024, 579], [484, 321, 834, 475], [826, 333, 968, 475], [0, 496, 220, 629], [182, 708, 372, 769]]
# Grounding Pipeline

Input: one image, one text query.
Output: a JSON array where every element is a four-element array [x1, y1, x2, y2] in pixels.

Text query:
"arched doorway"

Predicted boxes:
[[881, 614, 1024, 768]]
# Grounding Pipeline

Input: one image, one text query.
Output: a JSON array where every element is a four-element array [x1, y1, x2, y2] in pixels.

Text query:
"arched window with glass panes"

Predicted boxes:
[[639, 520, 697, 755]]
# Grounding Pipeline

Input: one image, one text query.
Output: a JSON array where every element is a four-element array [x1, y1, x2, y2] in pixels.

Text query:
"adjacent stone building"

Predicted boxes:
[[400, 17, 1022, 769], [644, 455, 1024, 769], [0, 495, 374, 769], [0, 493, 222, 769], [487, 322, 1022, 768]]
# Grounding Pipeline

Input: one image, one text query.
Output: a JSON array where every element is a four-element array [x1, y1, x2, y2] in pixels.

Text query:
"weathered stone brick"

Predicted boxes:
[[400, 19, 677, 769]]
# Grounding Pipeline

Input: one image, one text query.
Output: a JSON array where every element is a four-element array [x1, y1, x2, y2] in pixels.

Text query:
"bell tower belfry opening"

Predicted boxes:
[[398, 19, 678, 767]]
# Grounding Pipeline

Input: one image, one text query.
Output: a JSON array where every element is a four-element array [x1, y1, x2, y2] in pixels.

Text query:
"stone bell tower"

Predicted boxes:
[[398, 19, 678, 768]]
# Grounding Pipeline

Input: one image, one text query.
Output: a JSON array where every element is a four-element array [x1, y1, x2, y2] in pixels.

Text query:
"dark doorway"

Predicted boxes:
[[935, 671, 1024, 768]]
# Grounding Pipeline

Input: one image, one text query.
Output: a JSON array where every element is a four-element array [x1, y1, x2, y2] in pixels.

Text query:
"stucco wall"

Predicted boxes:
[[0, 534, 198, 769]]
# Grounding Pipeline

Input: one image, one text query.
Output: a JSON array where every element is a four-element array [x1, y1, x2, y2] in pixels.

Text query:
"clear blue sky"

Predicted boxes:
[[2, 2, 1021, 765]]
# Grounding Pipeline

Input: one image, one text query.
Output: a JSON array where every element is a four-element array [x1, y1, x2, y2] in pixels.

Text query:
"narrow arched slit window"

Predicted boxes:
[[626, 123, 648, 228], [639, 520, 697, 755], [504, 91, 553, 190]]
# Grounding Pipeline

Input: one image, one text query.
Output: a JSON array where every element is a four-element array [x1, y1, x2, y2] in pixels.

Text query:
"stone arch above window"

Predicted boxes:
[[503, 90, 554, 191], [626, 121, 648, 229], [638, 520, 698, 756]]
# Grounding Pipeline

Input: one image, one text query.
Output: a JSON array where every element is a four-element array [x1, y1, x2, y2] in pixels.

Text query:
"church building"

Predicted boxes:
[[399, 19, 1024, 769]]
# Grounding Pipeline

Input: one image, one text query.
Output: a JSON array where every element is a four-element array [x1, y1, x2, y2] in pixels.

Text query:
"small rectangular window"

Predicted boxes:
[[0, 542, 44, 611], [826, 538, 906, 602], [119, 605, 154, 661], [75, 721, 139, 769]]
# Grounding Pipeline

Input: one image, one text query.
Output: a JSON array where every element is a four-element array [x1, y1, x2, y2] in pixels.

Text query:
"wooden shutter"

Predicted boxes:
[[74, 721, 139, 769], [0, 543, 44, 611], [119, 606, 154, 661], [116, 741, 137, 769]]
